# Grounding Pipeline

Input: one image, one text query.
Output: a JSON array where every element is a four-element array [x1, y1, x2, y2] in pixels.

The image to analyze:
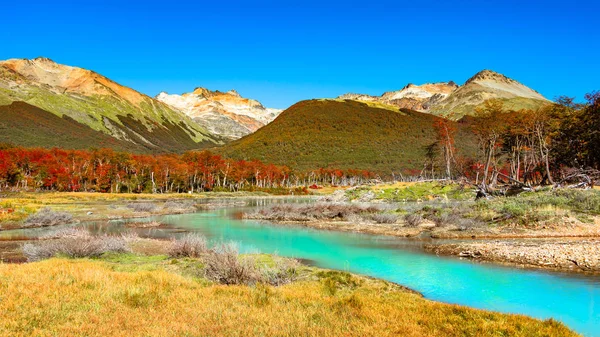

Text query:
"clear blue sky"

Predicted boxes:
[[2, 0, 598, 108]]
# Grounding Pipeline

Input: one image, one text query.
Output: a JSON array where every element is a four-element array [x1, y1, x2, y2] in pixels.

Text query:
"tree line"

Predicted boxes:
[[0, 147, 375, 193], [431, 91, 600, 189]]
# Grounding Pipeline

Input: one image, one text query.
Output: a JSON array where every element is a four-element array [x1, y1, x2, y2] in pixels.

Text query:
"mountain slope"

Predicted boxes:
[[337, 70, 550, 118], [0, 102, 146, 151], [216, 99, 477, 175], [156, 88, 281, 140], [0, 57, 221, 152], [430, 70, 550, 117]]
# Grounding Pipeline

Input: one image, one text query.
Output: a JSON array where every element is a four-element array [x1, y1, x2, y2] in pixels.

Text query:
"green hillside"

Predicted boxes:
[[0, 102, 217, 153], [0, 58, 222, 152], [217, 99, 477, 176]]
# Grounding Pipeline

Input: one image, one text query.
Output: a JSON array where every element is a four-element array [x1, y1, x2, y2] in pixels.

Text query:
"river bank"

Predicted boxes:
[[0, 191, 310, 231], [425, 238, 600, 274], [0, 231, 576, 337], [245, 183, 600, 274], [246, 216, 600, 274]]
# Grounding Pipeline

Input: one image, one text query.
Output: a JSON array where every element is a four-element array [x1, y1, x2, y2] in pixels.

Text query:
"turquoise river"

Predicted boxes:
[[4, 198, 599, 336]]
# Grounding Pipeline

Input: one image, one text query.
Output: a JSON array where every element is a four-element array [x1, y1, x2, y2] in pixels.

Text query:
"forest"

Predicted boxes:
[[0, 146, 375, 193], [0, 92, 597, 194]]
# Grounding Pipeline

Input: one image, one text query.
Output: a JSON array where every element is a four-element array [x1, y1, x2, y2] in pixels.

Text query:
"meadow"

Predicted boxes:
[[0, 253, 575, 337]]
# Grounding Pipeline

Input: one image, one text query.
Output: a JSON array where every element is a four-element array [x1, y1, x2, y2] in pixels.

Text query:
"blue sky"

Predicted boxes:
[[2, 0, 598, 108]]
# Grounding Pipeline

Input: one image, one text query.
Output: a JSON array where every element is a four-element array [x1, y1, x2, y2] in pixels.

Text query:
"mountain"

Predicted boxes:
[[156, 88, 281, 140], [339, 82, 458, 112], [430, 70, 550, 117], [0, 57, 221, 152], [337, 70, 550, 118], [216, 99, 477, 175]]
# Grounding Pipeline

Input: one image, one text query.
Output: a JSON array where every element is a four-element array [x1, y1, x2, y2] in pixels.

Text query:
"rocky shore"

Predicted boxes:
[[425, 239, 600, 274]]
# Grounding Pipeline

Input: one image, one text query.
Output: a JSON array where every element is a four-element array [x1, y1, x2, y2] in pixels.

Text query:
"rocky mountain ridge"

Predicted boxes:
[[338, 70, 550, 118], [156, 88, 281, 140]]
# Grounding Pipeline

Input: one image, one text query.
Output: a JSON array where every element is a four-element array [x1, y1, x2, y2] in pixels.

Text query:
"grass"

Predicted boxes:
[[347, 181, 473, 202], [471, 188, 600, 225], [0, 257, 576, 337]]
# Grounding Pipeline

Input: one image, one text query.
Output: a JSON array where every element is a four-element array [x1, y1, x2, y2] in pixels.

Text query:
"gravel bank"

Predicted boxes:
[[426, 239, 600, 274]]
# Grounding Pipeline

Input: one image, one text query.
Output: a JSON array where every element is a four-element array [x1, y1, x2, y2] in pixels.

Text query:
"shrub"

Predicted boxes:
[[371, 213, 398, 224], [169, 233, 208, 258], [202, 243, 299, 286], [24, 208, 73, 228], [203, 243, 262, 285], [403, 213, 423, 227], [126, 202, 157, 213], [22, 233, 131, 262]]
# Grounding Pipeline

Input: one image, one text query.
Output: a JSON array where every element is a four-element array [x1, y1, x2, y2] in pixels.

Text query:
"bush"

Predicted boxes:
[[24, 208, 73, 228], [202, 243, 299, 286], [204, 243, 262, 285], [371, 213, 398, 224], [22, 234, 131, 262], [169, 233, 208, 258], [403, 213, 423, 227], [126, 202, 157, 212]]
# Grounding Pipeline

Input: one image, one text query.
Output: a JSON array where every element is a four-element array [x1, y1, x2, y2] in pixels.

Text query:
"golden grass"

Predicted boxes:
[[370, 181, 417, 191], [0, 258, 576, 337]]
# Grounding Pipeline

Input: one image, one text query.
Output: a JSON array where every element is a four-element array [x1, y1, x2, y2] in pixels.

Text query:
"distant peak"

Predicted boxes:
[[192, 87, 213, 97], [466, 69, 512, 84], [33, 57, 56, 63], [227, 89, 241, 97]]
